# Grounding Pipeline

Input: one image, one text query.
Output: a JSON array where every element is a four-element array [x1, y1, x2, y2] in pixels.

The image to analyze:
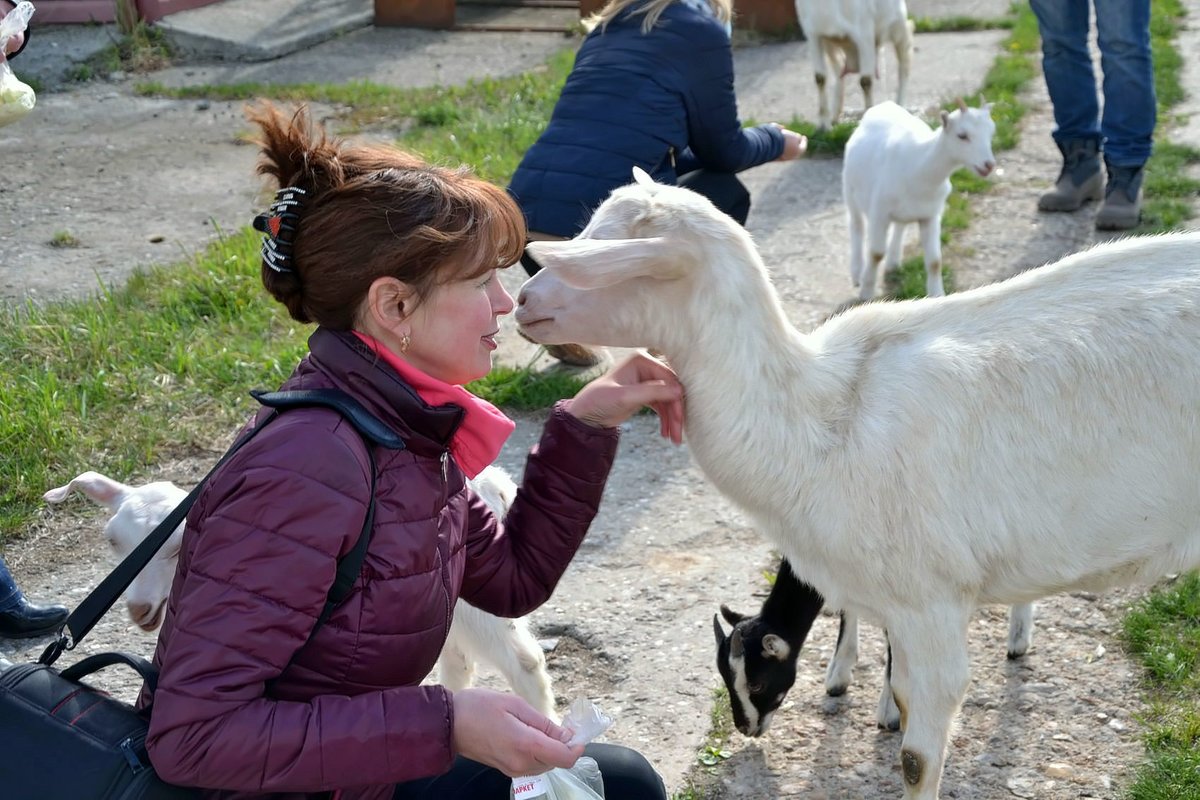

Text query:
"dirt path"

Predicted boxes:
[[3, 6, 1198, 798]]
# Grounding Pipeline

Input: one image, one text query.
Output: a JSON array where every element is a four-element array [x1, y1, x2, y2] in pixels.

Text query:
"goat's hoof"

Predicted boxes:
[[878, 714, 902, 731], [1006, 647, 1029, 660], [826, 683, 849, 698]]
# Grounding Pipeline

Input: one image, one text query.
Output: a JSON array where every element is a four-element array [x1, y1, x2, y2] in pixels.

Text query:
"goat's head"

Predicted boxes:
[[43, 472, 186, 632], [516, 167, 756, 353], [940, 97, 997, 178], [713, 604, 798, 737]]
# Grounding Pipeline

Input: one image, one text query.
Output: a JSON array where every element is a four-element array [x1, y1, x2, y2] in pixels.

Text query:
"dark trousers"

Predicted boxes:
[[392, 742, 667, 799], [519, 169, 750, 278]]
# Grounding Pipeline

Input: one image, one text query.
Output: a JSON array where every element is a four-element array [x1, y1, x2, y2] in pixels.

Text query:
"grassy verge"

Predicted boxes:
[[135, 48, 577, 185], [1121, 574, 1200, 799]]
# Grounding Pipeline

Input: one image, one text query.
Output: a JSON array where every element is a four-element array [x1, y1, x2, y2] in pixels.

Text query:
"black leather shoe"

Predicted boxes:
[[0, 598, 69, 639]]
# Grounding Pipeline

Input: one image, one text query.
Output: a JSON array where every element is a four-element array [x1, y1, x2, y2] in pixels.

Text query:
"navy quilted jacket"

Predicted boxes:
[[507, 1, 785, 238], [139, 327, 619, 799]]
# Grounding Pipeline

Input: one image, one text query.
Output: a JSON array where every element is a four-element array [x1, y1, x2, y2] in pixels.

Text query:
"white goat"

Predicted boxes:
[[43, 464, 558, 720], [844, 99, 996, 301], [515, 168, 1200, 799], [796, 0, 914, 130]]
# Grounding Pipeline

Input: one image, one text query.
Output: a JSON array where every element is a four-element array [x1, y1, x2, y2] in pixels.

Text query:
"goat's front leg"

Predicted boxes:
[[825, 610, 859, 695], [876, 633, 902, 730], [848, 207, 867, 289], [918, 216, 945, 297], [858, 212, 891, 300], [888, 612, 972, 800], [438, 631, 475, 693], [892, 20, 914, 107], [884, 221, 906, 274], [812, 37, 833, 130], [1006, 602, 1035, 659], [856, 36, 878, 112]]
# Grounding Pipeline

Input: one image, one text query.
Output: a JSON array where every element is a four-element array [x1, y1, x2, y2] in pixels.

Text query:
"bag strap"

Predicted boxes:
[[59, 651, 161, 693], [39, 388, 405, 667]]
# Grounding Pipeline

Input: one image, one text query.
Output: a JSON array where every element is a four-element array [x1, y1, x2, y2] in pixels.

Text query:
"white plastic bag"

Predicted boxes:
[[0, 2, 36, 128], [510, 698, 614, 799]]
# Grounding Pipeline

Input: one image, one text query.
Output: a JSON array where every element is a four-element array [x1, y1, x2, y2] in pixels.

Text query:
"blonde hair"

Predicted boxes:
[[586, 0, 732, 34]]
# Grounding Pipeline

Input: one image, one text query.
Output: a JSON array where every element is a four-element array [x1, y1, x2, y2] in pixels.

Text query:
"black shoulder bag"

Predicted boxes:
[[0, 389, 406, 800]]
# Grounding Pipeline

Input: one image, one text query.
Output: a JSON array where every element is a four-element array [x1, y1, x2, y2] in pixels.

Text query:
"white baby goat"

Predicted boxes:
[[844, 99, 996, 301], [797, 0, 914, 130], [515, 167, 1200, 799], [43, 464, 558, 719]]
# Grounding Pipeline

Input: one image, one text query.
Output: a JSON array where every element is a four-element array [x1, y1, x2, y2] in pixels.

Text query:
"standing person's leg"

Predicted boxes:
[[1031, 0, 1105, 212], [676, 170, 751, 226], [1093, 0, 1155, 229], [0, 554, 69, 640], [393, 743, 666, 800]]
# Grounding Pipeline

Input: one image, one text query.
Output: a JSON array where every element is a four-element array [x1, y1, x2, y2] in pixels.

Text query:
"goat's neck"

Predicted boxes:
[[761, 559, 825, 645], [658, 249, 839, 516], [913, 133, 962, 185]]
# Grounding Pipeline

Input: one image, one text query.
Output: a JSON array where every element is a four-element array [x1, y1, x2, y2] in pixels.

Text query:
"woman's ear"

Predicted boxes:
[[363, 276, 416, 332]]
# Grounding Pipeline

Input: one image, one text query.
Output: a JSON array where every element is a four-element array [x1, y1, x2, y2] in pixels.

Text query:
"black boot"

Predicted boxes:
[[1038, 138, 1104, 212], [1095, 161, 1145, 231], [0, 597, 69, 639]]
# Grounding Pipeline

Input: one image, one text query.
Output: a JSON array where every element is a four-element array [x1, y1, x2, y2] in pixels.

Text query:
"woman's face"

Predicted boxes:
[[403, 268, 515, 385]]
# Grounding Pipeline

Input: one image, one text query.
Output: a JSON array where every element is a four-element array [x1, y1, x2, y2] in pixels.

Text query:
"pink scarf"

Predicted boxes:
[[353, 331, 516, 478]]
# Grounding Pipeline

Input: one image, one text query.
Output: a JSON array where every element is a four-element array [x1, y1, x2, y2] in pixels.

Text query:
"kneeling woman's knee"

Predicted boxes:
[[584, 743, 667, 800]]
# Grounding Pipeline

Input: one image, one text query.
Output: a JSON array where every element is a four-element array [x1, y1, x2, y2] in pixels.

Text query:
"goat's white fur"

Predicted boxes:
[[796, 0, 914, 130], [515, 170, 1200, 798], [843, 100, 996, 301], [43, 464, 557, 720]]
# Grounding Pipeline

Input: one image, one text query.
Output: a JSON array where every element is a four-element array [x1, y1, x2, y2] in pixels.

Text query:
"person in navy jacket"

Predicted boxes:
[[508, 0, 806, 365]]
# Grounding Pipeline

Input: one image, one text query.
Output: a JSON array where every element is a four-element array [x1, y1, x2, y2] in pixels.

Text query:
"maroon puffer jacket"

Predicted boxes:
[[138, 328, 619, 799]]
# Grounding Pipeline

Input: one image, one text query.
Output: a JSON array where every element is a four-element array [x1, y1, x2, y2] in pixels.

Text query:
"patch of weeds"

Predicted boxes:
[[913, 15, 1014, 33], [136, 48, 577, 186], [465, 360, 587, 410], [48, 231, 81, 249]]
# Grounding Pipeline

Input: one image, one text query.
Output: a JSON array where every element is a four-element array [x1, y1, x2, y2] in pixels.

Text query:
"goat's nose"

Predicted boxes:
[[516, 291, 527, 306]]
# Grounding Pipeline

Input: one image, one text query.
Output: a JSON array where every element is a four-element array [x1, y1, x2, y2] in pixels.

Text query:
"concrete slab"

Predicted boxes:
[[156, 0, 373, 62]]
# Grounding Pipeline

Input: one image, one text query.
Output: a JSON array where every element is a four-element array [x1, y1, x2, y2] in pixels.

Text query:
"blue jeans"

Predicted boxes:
[[1030, 0, 1155, 166], [0, 555, 24, 613]]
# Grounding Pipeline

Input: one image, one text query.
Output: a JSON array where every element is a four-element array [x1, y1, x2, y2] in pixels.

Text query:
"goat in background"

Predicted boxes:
[[796, 0, 914, 129]]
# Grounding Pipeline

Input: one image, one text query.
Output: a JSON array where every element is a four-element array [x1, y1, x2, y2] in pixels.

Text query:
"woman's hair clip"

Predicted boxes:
[[252, 186, 308, 274]]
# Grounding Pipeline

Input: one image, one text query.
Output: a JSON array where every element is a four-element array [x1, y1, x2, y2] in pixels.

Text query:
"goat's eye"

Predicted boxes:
[[748, 682, 764, 694], [958, 132, 970, 141]]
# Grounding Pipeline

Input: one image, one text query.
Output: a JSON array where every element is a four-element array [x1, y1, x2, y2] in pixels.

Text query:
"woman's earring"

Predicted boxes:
[[400, 332, 411, 353]]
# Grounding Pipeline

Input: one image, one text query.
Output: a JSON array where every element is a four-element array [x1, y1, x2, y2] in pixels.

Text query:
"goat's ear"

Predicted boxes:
[[525, 237, 685, 290], [730, 627, 744, 659], [632, 166, 656, 189], [720, 604, 747, 626], [762, 634, 791, 661], [713, 614, 728, 649], [43, 471, 129, 511], [939, 109, 951, 131]]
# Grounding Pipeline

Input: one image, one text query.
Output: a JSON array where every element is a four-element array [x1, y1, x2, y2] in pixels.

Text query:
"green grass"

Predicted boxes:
[[135, 47, 578, 185], [1136, 0, 1200, 233], [1121, 573, 1200, 799]]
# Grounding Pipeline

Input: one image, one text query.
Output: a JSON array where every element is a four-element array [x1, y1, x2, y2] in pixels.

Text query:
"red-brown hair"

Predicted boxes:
[[246, 102, 526, 328]]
